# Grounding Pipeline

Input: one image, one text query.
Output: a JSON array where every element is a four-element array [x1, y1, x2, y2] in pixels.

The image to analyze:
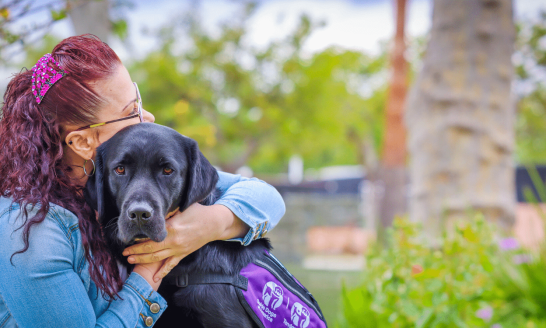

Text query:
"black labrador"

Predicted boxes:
[[85, 122, 270, 328]]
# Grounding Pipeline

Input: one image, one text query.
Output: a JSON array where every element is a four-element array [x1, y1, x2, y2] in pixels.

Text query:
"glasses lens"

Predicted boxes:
[[134, 82, 143, 123]]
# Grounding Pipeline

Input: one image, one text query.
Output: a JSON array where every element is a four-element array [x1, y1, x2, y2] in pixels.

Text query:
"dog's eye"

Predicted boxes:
[[114, 166, 126, 175], [163, 167, 174, 175]]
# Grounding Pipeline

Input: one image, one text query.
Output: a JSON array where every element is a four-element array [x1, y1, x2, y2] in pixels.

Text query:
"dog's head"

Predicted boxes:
[[84, 123, 218, 255]]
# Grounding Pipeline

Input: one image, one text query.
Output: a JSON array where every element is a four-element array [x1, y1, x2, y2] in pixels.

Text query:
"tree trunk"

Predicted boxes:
[[405, 0, 516, 238], [67, 0, 110, 42], [377, 0, 409, 232]]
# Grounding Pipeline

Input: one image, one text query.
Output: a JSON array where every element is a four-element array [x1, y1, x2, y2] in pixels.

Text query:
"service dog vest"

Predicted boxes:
[[165, 251, 328, 328], [238, 251, 327, 328]]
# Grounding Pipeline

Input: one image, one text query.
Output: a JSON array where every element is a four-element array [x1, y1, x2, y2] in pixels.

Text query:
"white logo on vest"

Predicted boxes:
[[262, 281, 284, 310], [290, 302, 310, 328]]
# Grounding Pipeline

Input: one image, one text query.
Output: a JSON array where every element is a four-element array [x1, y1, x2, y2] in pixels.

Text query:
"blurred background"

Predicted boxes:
[[3, 0, 546, 326]]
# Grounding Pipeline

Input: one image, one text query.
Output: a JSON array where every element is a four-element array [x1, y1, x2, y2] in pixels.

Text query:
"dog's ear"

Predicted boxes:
[[84, 147, 116, 224], [179, 137, 219, 212]]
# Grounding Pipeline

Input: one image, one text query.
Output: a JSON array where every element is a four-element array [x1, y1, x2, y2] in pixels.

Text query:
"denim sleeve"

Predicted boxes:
[[0, 211, 167, 328], [214, 171, 286, 246]]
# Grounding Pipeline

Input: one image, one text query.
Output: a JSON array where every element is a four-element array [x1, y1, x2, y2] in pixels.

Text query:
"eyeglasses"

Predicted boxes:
[[74, 82, 144, 131]]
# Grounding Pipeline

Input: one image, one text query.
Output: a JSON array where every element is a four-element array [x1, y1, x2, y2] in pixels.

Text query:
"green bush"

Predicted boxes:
[[337, 216, 546, 328]]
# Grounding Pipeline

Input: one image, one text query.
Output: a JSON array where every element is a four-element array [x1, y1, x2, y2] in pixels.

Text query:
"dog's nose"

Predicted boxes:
[[128, 206, 153, 222]]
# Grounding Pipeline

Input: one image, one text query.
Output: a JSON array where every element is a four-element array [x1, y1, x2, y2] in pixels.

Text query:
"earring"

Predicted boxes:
[[83, 158, 96, 177]]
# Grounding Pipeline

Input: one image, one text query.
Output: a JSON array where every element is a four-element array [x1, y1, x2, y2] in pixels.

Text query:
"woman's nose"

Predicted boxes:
[[143, 109, 155, 123]]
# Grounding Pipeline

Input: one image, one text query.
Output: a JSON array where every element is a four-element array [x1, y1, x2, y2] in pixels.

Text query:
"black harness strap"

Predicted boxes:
[[164, 272, 248, 290]]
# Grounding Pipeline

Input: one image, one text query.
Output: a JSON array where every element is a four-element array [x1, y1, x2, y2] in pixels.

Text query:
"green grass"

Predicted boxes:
[[284, 264, 363, 325]]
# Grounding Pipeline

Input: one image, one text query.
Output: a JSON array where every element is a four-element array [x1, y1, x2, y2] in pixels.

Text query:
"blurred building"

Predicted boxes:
[[265, 165, 546, 269]]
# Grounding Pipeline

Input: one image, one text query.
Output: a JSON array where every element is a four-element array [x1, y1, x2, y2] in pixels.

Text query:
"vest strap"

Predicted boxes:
[[164, 272, 248, 290]]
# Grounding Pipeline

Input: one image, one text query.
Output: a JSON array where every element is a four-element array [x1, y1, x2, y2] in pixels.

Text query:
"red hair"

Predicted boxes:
[[0, 34, 123, 299]]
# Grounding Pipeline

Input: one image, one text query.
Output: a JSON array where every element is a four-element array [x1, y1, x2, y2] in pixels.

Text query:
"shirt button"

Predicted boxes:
[[150, 302, 160, 314], [145, 316, 153, 327]]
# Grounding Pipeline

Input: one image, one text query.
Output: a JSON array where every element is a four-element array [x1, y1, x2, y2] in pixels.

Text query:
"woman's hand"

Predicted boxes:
[[122, 203, 249, 282], [132, 260, 164, 291]]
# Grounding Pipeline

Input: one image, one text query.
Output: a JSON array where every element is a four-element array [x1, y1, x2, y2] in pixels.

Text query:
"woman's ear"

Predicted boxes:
[[65, 131, 100, 160]]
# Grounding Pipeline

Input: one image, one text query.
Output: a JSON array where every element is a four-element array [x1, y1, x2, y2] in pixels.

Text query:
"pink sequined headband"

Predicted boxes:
[[31, 53, 65, 104]]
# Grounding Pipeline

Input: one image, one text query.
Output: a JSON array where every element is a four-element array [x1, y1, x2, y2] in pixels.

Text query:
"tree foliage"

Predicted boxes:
[[130, 5, 388, 173], [0, 0, 129, 63], [515, 11, 546, 164], [0, 0, 68, 62], [16, 1, 544, 173]]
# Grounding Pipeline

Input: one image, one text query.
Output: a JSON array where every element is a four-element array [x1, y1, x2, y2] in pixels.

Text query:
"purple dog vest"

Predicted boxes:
[[165, 251, 328, 327], [235, 251, 328, 328]]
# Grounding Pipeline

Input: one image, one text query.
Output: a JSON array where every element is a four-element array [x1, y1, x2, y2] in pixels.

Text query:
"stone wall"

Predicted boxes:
[[266, 192, 363, 263]]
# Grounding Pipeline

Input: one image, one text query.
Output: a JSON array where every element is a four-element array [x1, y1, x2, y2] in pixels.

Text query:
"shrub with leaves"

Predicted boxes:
[[488, 166, 546, 327], [337, 216, 546, 328]]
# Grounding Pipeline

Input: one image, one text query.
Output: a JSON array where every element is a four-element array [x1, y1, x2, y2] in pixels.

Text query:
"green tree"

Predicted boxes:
[[515, 12, 546, 164], [131, 6, 388, 174], [0, 0, 68, 62], [0, 0, 129, 63]]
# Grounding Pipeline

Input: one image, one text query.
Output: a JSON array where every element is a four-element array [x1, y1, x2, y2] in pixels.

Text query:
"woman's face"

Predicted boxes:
[[64, 64, 155, 162], [91, 64, 155, 144]]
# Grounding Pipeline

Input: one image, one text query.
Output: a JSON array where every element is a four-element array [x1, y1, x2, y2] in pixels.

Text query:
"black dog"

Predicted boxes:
[[85, 123, 270, 328]]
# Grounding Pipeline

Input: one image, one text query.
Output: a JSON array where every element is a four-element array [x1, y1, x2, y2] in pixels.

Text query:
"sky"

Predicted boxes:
[[114, 0, 433, 59], [106, 0, 546, 61], [1, 0, 546, 91]]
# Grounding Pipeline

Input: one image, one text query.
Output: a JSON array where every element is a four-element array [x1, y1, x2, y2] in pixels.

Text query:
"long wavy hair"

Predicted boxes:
[[0, 34, 123, 299]]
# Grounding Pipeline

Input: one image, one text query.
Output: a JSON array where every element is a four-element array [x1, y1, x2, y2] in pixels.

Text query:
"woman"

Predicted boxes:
[[0, 35, 285, 327]]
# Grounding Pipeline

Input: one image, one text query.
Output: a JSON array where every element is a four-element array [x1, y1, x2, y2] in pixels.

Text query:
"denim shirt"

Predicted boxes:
[[0, 171, 285, 327], [216, 172, 286, 245]]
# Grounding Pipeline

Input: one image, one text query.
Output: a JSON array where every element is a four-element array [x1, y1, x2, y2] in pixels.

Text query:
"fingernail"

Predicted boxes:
[[128, 257, 135, 263], [154, 277, 160, 282]]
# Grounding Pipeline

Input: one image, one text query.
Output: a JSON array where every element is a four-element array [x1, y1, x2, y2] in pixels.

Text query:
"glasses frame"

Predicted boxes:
[[74, 82, 143, 132]]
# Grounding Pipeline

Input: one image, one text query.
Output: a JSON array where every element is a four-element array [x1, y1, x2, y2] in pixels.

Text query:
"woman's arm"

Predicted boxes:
[[214, 171, 286, 245], [0, 209, 167, 328], [123, 171, 286, 281]]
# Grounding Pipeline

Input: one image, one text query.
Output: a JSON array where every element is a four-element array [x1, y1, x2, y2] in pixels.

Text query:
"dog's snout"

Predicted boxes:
[[128, 205, 153, 222]]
